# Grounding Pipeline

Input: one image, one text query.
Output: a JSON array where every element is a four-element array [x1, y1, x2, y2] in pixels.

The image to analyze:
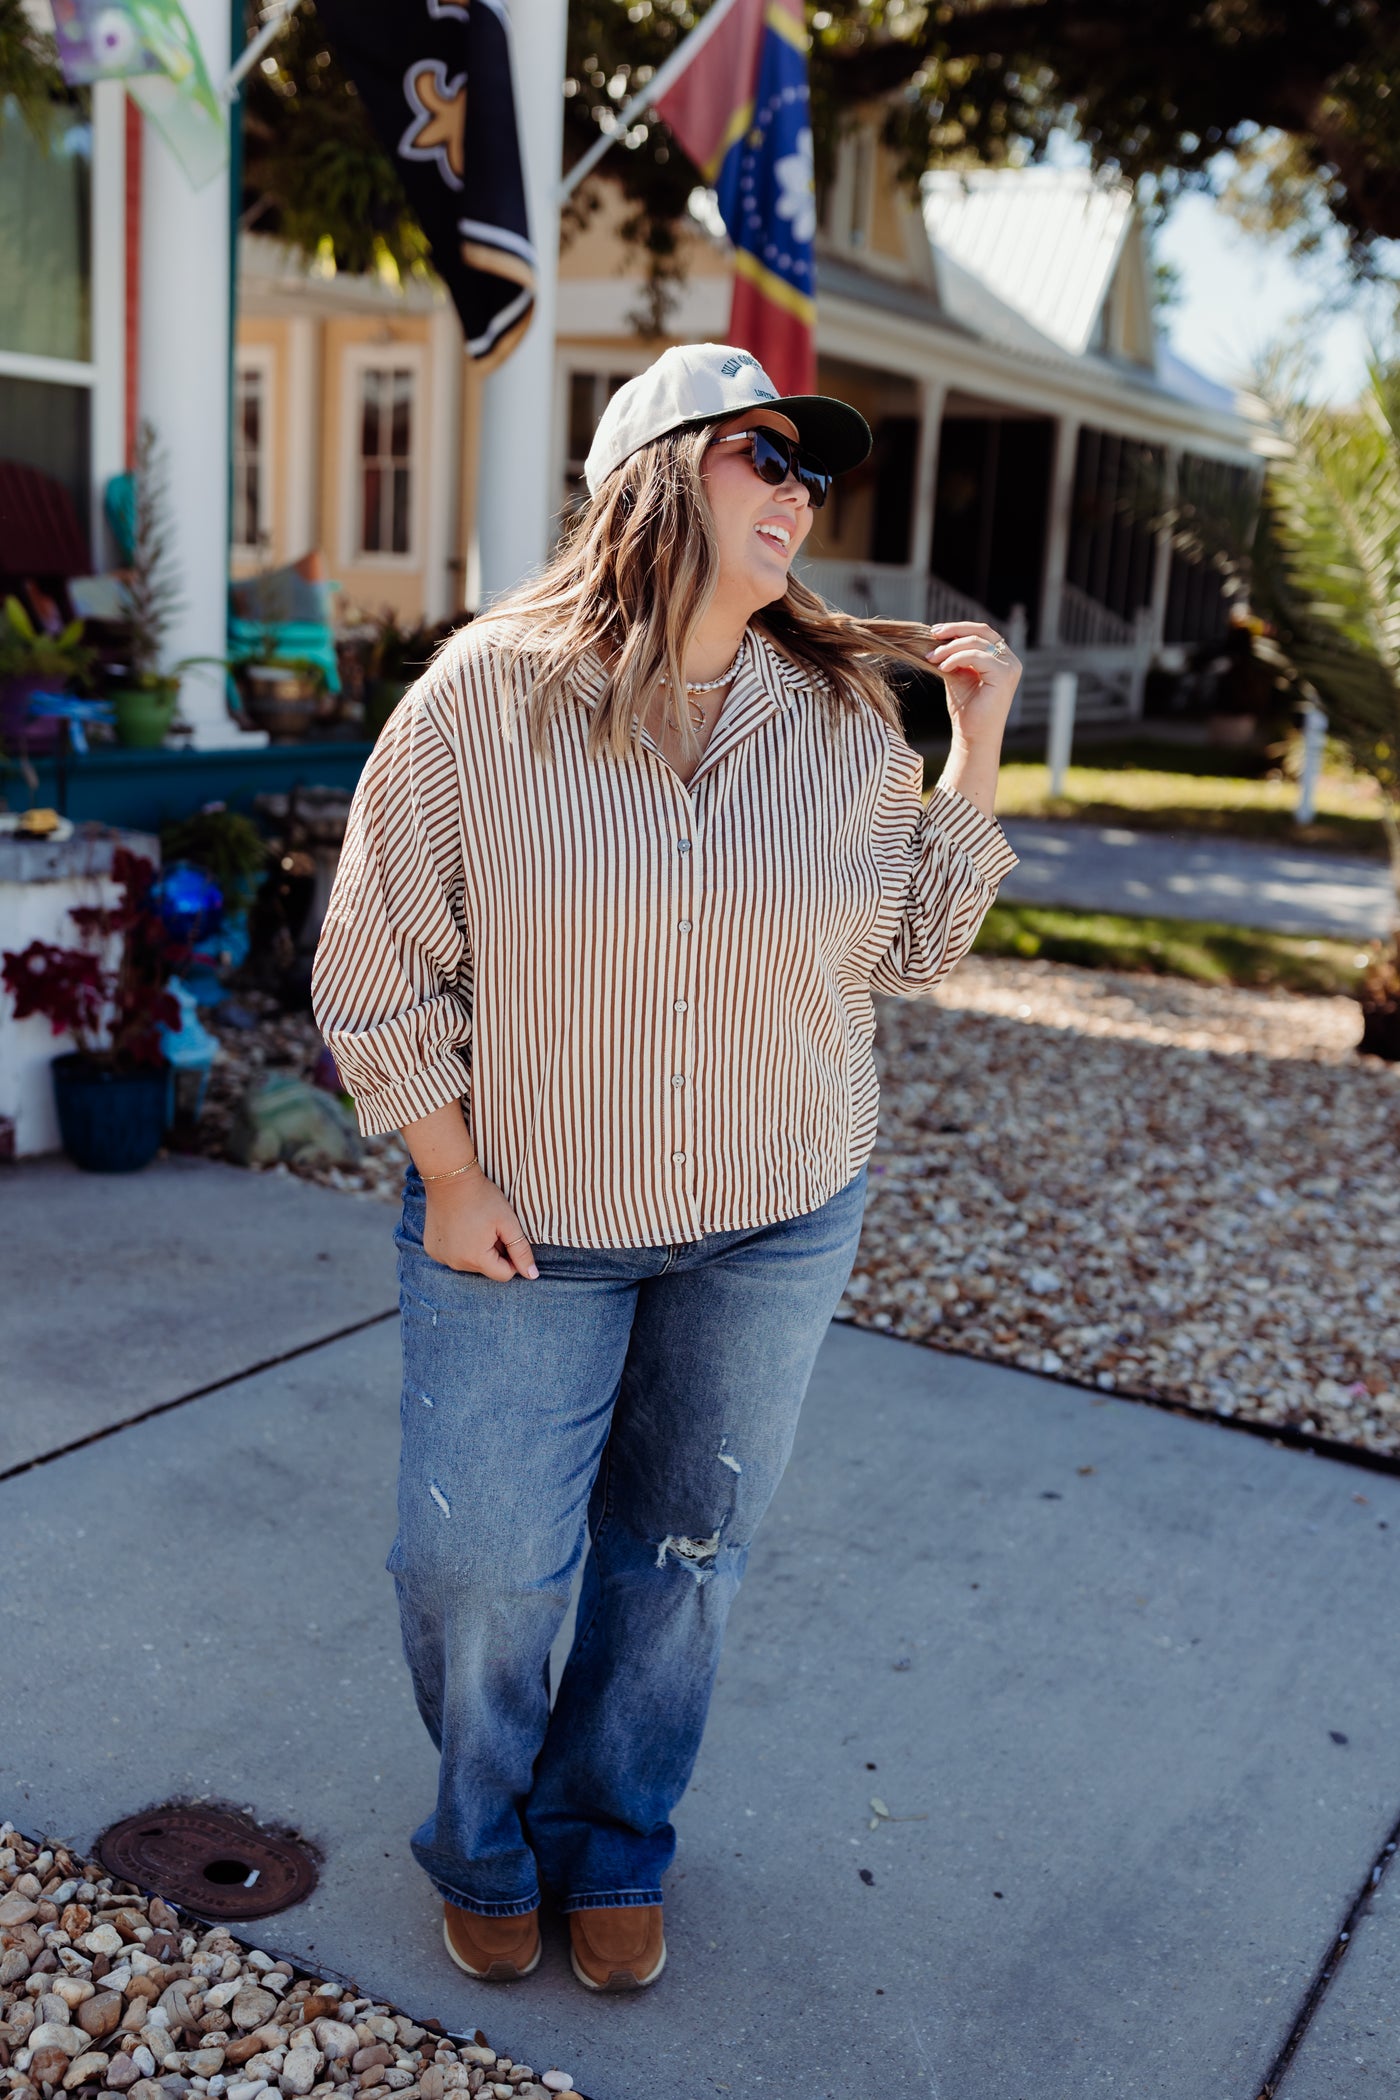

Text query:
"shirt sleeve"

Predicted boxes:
[[869, 744, 1019, 998], [310, 685, 473, 1136]]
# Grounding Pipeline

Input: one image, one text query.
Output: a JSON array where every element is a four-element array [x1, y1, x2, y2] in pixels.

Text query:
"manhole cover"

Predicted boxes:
[[95, 1805, 319, 1921]]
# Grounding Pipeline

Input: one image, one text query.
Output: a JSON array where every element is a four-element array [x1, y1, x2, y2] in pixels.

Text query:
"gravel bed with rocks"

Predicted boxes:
[[848, 958, 1400, 1457], [0, 1825, 585, 2100], [193, 962, 1400, 1458]]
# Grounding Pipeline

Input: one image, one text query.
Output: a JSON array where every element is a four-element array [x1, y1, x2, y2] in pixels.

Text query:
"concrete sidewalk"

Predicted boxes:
[[999, 818, 1393, 940], [3, 1156, 1399, 2098]]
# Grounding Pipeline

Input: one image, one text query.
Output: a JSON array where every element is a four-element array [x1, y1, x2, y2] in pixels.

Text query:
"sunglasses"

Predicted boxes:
[[708, 427, 833, 509]]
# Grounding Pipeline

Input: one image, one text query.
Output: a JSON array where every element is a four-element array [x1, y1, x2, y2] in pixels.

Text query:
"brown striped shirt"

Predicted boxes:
[[311, 623, 1017, 1247]]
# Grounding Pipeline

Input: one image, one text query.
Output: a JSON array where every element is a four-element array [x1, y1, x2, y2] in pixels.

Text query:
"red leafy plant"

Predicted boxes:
[[2, 850, 186, 1067]]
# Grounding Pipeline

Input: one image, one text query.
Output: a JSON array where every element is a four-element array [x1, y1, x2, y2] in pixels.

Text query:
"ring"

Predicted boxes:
[[988, 638, 1009, 661], [504, 1234, 531, 1248]]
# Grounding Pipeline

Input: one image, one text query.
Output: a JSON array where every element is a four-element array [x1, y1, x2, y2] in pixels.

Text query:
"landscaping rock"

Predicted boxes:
[[226, 1075, 362, 1173], [0, 1811, 582, 2100]]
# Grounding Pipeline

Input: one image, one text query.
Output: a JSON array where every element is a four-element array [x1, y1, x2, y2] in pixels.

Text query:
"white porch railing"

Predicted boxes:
[[1058, 582, 1137, 649], [798, 558, 991, 630], [800, 560, 1155, 728]]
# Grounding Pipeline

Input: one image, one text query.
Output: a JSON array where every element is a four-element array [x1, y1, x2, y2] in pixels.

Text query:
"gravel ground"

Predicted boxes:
[[195, 964, 1400, 1458], [0, 1825, 583, 2100], [854, 959, 1400, 1456]]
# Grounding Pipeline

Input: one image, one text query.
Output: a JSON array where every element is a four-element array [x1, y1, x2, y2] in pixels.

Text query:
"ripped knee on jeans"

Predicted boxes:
[[655, 1528, 723, 1582]]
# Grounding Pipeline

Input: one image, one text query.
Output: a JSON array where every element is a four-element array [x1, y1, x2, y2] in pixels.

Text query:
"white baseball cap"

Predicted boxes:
[[583, 343, 872, 497]]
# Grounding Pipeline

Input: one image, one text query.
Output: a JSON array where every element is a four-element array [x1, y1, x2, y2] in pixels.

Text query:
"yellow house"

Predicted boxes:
[[233, 142, 1262, 725]]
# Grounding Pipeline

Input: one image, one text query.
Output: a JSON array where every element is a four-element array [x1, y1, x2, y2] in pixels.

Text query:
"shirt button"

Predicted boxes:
[[673, 999, 688, 1012], [671, 1074, 685, 1087], [671, 1151, 686, 1164], [677, 839, 692, 853], [678, 919, 692, 932]]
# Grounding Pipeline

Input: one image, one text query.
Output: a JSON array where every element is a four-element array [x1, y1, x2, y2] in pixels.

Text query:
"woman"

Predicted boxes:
[[312, 343, 1020, 1994]]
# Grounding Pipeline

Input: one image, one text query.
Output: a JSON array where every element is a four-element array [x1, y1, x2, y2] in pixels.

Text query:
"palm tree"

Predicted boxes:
[[1257, 361, 1400, 1048], [1260, 364, 1400, 877]]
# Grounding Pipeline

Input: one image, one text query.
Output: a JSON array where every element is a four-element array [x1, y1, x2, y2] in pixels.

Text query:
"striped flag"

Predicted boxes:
[[655, 0, 817, 394]]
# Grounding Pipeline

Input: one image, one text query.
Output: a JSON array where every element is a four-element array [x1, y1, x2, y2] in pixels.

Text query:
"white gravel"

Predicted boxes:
[[848, 958, 1400, 1455]]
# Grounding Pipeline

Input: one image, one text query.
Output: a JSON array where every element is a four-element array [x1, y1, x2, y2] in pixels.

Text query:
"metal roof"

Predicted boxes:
[[921, 167, 1134, 357]]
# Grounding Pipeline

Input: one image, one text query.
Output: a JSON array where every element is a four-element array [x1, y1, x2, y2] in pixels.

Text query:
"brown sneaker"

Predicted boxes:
[[442, 1900, 541, 1981], [567, 1904, 666, 1991]]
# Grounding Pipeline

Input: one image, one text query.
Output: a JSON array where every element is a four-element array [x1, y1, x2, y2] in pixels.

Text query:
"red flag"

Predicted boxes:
[[655, 0, 817, 394]]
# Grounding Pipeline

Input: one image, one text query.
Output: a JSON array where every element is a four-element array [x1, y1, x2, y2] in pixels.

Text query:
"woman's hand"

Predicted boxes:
[[423, 1166, 538, 1281], [924, 621, 1021, 744]]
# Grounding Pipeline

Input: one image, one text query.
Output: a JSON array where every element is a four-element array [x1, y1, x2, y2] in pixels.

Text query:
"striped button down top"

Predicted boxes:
[[312, 623, 1018, 1248]]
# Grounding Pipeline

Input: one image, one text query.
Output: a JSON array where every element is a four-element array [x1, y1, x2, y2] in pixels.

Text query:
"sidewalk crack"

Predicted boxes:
[[1256, 1810, 1400, 2097], [0, 1307, 400, 1485]]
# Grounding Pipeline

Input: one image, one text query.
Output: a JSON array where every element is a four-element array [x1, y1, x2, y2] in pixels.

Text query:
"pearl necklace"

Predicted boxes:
[[683, 639, 747, 692], [663, 637, 746, 731]]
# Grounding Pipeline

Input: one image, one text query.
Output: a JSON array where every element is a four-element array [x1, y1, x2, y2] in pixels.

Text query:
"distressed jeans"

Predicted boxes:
[[387, 1163, 866, 1917]]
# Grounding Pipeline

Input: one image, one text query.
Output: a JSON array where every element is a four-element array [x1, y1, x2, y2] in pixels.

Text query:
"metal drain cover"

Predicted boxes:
[[96, 1805, 319, 1921]]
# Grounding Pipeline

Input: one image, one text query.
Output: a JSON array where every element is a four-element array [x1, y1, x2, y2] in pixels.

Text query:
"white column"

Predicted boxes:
[[138, 0, 249, 748], [283, 313, 318, 559], [475, 0, 568, 602], [907, 376, 945, 586], [423, 303, 464, 621], [1148, 445, 1177, 652], [1038, 413, 1080, 649], [89, 82, 126, 563]]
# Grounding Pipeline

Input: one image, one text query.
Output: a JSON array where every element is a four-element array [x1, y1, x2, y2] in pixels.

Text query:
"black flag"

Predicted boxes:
[[314, 0, 535, 366]]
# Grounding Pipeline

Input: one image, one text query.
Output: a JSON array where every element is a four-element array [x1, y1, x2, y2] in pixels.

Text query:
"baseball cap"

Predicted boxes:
[[583, 343, 872, 496]]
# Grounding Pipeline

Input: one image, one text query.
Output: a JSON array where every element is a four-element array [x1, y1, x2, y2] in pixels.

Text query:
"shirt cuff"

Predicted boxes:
[[339, 1053, 469, 1138], [922, 784, 1019, 888]]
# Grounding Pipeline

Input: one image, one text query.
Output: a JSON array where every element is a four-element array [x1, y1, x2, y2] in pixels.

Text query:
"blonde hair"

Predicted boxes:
[[472, 425, 942, 758]]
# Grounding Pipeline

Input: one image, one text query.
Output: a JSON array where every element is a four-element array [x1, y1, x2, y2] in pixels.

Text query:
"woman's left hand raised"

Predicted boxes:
[[924, 621, 1021, 743]]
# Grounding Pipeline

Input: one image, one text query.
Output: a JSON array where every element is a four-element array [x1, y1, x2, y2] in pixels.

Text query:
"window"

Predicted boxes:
[[232, 357, 271, 556], [357, 363, 416, 557], [0, 98, 93, 530], [563, 370, 633, 510]]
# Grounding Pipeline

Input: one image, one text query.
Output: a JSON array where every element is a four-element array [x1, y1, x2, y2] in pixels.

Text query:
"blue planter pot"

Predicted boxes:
[[52, 1054, 170, 1173]]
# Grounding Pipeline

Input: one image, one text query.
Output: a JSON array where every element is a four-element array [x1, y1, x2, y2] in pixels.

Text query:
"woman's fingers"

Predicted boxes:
[[499, 1225, 539, 1280], [473, 1243, 518, 1281]]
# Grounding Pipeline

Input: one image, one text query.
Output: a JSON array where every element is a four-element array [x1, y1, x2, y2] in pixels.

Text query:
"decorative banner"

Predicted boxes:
[[51, 0, 227, 189], [313, 0, 535, 368], [655, 0, 816, 395]]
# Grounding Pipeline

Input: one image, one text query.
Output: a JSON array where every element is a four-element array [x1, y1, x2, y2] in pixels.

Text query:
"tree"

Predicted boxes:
[[1251, 360, 1400, 1043], [231, 0, 1400, 322]]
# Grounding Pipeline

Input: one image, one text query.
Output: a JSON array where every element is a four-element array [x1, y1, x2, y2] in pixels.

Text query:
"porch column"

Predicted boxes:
[[1148, 446, 1178, 650], [1038, 412, 1080, 648], [138, 0, 250, 747], [475, 0, 568, 600], [282, 313, 318, 560], [907, 376, 946, 583], [422, 304, 464, 622]]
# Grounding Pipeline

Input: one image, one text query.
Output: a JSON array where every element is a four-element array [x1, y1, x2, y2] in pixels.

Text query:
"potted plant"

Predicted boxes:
[[109, 423, 215, 748], [0, 596, 95, 752], [237, 646, 327, 741], [362, 610, 446, 739], [1, 849, 187, 1171]]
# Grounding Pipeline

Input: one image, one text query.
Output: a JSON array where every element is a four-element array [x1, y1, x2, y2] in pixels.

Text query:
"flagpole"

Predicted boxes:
[[475, 0, 569, 602], [558, 0, 745, 203]]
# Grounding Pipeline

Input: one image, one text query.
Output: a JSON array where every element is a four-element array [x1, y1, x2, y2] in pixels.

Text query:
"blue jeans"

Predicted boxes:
[[388, 1164, 866, 1917]]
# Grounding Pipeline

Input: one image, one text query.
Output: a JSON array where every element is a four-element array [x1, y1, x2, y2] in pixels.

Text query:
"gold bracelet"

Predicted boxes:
[[421, 1159, 482, 1184]]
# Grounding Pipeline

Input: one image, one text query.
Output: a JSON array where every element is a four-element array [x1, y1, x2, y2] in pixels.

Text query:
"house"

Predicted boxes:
[[2, 80, 1261, 753]]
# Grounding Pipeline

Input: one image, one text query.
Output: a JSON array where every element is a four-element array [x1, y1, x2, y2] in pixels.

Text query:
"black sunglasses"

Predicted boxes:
[[709, 427, 833, 509]]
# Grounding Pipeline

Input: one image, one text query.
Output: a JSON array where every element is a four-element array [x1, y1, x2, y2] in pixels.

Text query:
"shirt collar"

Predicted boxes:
[[569, 625, 808, 711]]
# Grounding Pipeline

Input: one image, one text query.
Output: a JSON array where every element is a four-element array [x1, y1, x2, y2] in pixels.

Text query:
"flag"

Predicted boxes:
[[655, 0, 817, 395], [51, 0, 227, 189], [314, 0, 534, 368]]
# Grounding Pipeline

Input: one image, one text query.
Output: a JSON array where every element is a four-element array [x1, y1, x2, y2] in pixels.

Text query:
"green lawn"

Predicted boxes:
[[921, 738, 1388, 857], [974, 902, 1372, 998]]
